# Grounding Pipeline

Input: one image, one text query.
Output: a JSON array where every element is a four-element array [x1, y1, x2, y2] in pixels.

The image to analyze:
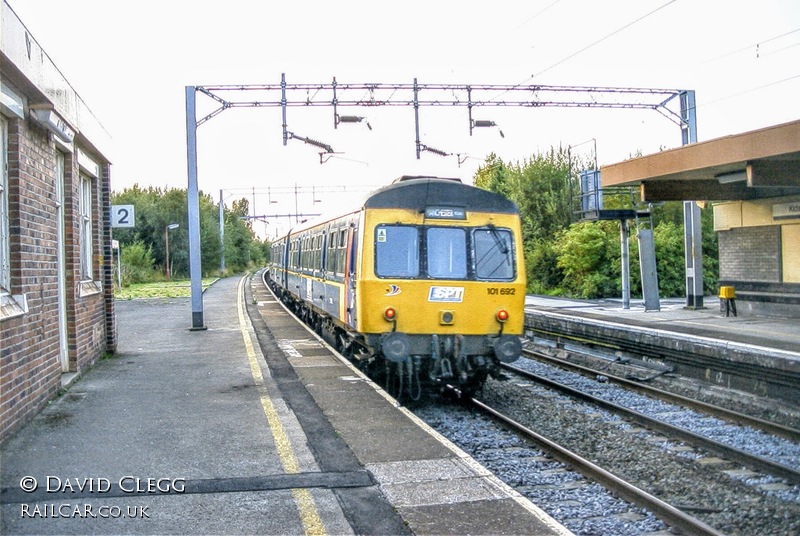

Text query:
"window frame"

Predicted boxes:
[[79, 174, 94, 281], [374, 223, 517, 281], [472, 226, 516, 281], [0, 115, 9, 292], [425, 226, 468, 280]]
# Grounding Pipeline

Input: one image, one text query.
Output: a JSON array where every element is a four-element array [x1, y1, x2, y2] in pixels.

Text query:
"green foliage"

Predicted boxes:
[[472, 149, 721, 300], [475, 148, 587, 293], [119, 240, 157, 285], [525, 239, 563, 295], [555, 221, 621, 298], [112, 186, 270, 282], [652, 221, 685, 297]]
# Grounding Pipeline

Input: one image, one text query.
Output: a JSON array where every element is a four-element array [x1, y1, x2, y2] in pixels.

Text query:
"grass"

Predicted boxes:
[[114, 278, 216, 300]]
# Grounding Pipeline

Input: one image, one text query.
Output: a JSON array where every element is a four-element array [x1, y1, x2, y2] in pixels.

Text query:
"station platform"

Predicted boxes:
[[0, 274, 570, 536], [525, 295, 800, 403]]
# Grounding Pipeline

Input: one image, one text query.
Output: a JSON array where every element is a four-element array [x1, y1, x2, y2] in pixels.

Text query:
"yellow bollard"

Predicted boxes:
[[719, 286, 737, 317]]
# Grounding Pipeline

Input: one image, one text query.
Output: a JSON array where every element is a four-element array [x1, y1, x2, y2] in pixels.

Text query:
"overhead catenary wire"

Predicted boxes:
[[530, 0, 678, 80], [696, 73, 800, 108], [699, 28, 800, 64], [451, 0, 679, 118]]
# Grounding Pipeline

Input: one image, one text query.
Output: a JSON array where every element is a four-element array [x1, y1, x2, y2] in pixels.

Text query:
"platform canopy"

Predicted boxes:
[[600, 120, 800, 202]]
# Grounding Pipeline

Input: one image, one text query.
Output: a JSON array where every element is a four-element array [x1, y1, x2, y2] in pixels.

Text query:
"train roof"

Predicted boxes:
[[364, 176, 518, 213], [280, 176, 518, 238]]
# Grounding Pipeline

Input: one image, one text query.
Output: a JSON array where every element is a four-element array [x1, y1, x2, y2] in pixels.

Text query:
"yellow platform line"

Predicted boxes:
[[237, 276, 326, 536]]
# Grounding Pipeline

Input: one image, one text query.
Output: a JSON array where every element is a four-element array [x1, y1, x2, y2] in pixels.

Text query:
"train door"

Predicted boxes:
[[345, 218, 359, 328], [281, 239, 289, 289]]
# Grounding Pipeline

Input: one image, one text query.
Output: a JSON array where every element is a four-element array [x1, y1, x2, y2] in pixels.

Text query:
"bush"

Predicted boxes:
[[554, 222, 620, 298], [120, 241, 158, 285], [653, 221, 685, 297], [526, 239, 562, 294]]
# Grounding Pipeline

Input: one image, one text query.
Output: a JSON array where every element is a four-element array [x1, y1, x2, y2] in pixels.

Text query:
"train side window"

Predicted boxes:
[[326, 230, 337, 273], [295, 239, 302, 269], [426, 227, 467, 279], [375, 225, 419, 278], [337, 229, 347, 275], [312, 235, 320, 273], [473, 227, 515, 280]]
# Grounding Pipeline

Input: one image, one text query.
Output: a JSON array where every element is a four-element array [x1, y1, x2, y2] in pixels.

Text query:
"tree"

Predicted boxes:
[[111, 186, 270, 282], [474, 148, 587, 294], [554, 221, 621, 298], [471, 149, 720, 299]]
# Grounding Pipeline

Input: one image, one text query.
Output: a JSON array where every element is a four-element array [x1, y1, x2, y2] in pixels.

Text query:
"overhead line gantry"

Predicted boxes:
[[183, 73, 697, 330]]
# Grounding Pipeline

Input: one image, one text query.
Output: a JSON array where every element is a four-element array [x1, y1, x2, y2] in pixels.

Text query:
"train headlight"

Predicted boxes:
[[439, 311, 454, 325], [384, 307, 397, 321], [496, 309, 509, 323]]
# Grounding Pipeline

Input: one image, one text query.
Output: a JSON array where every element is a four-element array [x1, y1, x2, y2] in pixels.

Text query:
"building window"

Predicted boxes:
[[79, 174, 94, 281], [0, 115, 9, 292]]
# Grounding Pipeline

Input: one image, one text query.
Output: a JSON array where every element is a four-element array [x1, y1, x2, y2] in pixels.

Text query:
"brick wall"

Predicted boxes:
[[0, 116, 112, 444], [1, 119, 63, 441], [718, 226, 781, 282]]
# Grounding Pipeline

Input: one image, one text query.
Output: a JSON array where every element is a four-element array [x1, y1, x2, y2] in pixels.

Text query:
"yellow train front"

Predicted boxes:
[[351, 176, 526, 398], [267, 176, 525, 399]]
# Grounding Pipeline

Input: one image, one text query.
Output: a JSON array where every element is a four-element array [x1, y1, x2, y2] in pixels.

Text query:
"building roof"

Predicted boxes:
[[599, 119, 800, 202]]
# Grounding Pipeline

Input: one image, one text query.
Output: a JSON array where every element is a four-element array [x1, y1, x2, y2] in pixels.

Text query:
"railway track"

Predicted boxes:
[[421, 371, 800, 535], [466, 395, 723, 536], [453, 363, 800, 535], [520, 347, 800, 440], [504, 359, 800, 484]]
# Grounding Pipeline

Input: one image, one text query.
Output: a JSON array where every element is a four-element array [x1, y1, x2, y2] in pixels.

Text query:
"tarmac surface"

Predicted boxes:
[[0, 274, 569, 535]]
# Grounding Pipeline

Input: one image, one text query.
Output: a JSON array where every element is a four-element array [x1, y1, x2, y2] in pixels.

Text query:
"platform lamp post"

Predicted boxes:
[[165, 223, 179, 281]]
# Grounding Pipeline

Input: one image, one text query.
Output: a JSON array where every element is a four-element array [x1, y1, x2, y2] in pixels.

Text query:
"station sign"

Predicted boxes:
[[111, 205, 135, 228]]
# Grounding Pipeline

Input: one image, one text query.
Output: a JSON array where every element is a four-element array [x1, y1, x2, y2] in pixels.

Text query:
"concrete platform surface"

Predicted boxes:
[[0, 275, 571, 535]]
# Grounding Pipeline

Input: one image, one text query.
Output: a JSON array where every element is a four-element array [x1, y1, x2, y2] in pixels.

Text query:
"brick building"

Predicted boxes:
[[1, 2, 115, 443]]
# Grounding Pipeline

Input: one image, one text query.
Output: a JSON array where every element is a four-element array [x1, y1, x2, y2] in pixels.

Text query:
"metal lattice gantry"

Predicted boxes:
[[183, 74, 698, 329], [194, 74, 697, 159]]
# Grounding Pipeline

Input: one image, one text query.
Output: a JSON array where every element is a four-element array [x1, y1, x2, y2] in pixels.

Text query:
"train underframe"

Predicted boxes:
[[269, 281, 519, 401]]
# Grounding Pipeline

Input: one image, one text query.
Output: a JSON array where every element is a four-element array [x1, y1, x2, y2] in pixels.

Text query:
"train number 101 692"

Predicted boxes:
[[486, 287, 515, 295]]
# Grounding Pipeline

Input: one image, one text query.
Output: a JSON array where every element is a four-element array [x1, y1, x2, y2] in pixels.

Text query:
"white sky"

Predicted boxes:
[[7, 0, 800, 237]]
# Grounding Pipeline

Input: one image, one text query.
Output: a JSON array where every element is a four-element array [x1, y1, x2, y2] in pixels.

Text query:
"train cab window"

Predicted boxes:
[[426, 228, 467, 279], [473, 227, 515, 280], [375, 225, 419, 278]]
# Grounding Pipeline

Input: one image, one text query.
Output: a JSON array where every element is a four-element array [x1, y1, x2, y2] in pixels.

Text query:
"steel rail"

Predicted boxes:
[[469, 396, 724, 536], [518, 349, 800, 441], [503, 363, 800, 484]]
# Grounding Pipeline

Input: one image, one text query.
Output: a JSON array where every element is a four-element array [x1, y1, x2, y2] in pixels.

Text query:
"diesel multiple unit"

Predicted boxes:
[[266, 176, 526, 398]]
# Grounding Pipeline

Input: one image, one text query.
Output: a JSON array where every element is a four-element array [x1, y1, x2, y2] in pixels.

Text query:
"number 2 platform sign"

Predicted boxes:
[[111, 205, 135, 228]]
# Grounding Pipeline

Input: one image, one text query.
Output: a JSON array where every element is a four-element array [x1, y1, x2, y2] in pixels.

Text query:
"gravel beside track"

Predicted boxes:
[[415, 403, 669, 536], [511, 356, 800, 474], [414, 350, 800, 535]]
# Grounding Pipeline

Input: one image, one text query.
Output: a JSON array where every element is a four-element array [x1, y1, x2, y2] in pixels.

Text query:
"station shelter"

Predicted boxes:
[[600, 119, 800, 318], [1, 1, 115, 443]]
